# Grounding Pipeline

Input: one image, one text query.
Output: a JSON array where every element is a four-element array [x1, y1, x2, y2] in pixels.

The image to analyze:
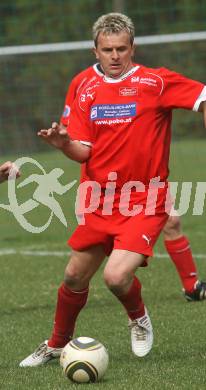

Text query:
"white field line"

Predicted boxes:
[[0, 249, 205, 259], [156, 253, 206, 259], [0, 249, 70, 257]]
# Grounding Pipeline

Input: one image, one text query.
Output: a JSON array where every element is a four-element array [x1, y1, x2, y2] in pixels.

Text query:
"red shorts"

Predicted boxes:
[[68, 186, 169, 258]]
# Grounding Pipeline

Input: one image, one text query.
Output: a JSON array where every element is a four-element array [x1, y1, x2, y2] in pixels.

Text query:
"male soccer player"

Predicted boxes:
[[0, 161, 20, 183], [20, 13, 206, 367], [60, 63, 206, 302]]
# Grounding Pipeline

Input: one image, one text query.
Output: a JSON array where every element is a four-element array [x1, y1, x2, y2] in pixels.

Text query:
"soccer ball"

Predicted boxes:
[[60, 337, 109, 383]]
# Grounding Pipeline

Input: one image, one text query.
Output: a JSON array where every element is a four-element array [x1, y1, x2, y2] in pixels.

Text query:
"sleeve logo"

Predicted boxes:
[[62, 105, 70, 117]]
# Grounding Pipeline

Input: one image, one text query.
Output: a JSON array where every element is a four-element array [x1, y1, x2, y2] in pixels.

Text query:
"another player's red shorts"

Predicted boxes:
[[68, 187, 170, 258]]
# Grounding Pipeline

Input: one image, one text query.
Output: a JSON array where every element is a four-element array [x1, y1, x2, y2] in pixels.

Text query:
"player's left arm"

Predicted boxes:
[[158, 69, 206, 119], [198, 101, 206, 128]]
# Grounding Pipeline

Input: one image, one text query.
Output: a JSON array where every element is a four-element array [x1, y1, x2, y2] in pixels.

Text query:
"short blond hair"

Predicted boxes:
[[93, 13, 135, 47]]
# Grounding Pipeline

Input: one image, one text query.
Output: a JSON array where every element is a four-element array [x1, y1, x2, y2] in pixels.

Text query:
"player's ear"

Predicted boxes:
[[131, 43, 136, 59], [92, 47, 99, 60]]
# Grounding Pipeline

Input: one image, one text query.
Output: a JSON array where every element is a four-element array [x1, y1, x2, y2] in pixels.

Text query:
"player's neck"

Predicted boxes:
[[103, 64, 139, 83], [96, 63, 104, 75]]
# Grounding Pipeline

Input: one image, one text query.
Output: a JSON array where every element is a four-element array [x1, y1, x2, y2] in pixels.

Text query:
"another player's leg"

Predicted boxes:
[[104, 249, 153, 357], [163, 214, 206, 301], [19, 245, 105, 367]]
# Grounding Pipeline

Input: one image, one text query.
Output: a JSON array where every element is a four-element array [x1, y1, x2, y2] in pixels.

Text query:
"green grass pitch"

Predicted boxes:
[[0, 140, 206, 389]]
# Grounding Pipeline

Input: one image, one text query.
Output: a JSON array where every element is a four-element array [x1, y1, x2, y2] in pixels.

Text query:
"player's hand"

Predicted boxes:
[[38, 122, 70, 149], [0, 161, 20, 183]]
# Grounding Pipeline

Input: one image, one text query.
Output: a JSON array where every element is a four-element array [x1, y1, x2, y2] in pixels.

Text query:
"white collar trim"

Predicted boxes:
[[93, 63, 104, 77]]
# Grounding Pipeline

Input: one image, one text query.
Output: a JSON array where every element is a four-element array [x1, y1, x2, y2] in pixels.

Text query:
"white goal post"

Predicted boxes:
[[0, 31, 206, 56]]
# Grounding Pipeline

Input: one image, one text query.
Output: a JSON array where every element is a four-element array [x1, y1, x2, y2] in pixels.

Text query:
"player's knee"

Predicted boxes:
[[64, 262, 84, 289], [103, 268, 128, 294], [163, 215, 181, 239], [64, 272, 80, 289]]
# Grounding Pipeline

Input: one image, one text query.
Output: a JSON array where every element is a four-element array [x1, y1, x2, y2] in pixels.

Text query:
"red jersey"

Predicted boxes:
[[60, 64, 104, 127], [67, 64, 205, 188]]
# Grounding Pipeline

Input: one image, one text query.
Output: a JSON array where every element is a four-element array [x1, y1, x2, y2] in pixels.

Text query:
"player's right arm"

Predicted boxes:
[[60, 70, 90, 128], [38, 122, 91, 163], [38, 71, 93, 163]]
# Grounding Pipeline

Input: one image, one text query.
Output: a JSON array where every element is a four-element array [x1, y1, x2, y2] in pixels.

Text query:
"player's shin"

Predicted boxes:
[[164, 236, 197, 292], [114, 276, 145, 319], [48, 283, 89, 348]]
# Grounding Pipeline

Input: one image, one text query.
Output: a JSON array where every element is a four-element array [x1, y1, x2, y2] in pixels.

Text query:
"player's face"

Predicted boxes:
[[94, 31, 135, 79]]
